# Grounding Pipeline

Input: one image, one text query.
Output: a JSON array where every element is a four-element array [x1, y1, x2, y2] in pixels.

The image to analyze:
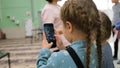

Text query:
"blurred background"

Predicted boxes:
[[0, 0, 114, 39], [0, 0, 120, 68]]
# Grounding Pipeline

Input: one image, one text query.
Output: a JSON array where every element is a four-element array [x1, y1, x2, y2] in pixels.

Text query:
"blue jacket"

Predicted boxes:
[[102, 42, 114, 68], [37, 40, 98, 68], [115, 21, 120, 30]]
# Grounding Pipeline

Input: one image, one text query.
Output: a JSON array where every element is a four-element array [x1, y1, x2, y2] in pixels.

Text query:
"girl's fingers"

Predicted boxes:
[[42, 31, 46, 40]]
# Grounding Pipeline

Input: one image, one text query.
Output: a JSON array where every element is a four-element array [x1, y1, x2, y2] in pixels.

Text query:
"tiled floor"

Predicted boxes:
[[114, 60, 120, 68], [0, 38, 120, 68]]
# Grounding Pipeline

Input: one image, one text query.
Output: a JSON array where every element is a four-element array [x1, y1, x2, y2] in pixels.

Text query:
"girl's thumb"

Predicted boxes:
[[49, 42, 53, 46]]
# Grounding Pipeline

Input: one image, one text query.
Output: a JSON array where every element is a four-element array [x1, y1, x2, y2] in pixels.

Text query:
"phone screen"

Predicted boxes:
[[44, 23, 56, 48]]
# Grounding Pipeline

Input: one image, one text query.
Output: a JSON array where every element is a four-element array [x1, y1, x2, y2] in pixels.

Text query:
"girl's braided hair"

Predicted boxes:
[[61, 0, 102, 68], [99, 12, 112, 41]]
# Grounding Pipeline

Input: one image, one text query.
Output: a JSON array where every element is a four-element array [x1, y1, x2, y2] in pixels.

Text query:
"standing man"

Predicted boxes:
[[112, 0, 120, 64]]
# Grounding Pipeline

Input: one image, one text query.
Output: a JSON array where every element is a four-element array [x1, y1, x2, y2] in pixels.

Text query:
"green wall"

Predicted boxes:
[[33, 0, 46, 26], [0, 0, 46, 28], [0, 0, 2, 23]]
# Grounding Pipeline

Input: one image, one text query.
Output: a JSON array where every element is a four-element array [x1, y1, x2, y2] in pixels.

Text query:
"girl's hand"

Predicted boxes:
[[55, 30, 66, 50], [113, 28, 116, 32], [113, 28, 119, 42], [56, 35, 66, 50], [42, 31, 53, 49]]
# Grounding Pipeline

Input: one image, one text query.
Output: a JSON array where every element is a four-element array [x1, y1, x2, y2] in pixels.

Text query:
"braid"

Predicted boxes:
[[96, 23, 102, 68], [61, 0, 102, 68], [86, 29, 92, 68]]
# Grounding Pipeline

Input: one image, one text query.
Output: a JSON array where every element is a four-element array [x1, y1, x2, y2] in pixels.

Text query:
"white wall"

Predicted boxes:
[[93, 0, 114, 10], [58, 0, 67, 6], [58, 0, 114, 9]]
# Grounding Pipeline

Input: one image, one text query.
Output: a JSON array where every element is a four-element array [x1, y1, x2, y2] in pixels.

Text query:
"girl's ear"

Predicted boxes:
[[66, 21, 73, 33]]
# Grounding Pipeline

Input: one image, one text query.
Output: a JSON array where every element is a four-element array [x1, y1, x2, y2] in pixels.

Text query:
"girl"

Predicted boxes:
[[99, 12, 114, 68], [37, 0, 102, 68], [41, 0, 70, 48]]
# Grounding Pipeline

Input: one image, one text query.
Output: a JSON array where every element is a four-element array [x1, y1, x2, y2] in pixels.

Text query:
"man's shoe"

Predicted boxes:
[[117, 60, 120, 64]]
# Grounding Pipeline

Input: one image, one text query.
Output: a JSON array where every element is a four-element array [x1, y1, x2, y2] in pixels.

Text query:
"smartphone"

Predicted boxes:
[[44, 23, 56, 48]]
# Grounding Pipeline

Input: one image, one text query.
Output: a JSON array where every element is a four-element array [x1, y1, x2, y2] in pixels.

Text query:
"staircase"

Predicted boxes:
[[0, 38, 41, 68]]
